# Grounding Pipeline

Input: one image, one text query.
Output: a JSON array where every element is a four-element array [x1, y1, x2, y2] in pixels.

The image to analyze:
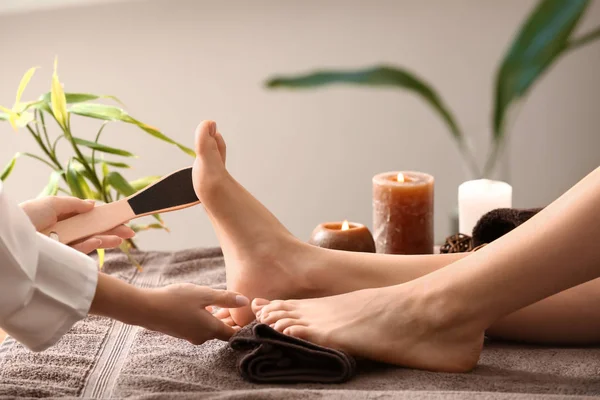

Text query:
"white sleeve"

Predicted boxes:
[[0, 181, 98, 352]]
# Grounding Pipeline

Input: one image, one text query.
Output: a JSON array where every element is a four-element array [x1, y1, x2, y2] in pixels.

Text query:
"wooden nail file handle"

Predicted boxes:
[[41, 199, 135, 245]]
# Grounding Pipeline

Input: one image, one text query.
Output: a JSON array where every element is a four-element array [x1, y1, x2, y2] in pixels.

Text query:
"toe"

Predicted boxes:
[[215, 132, 227, 164], [283, 325, 312, 341], [194, 121, 222, 164], [251, 298, 270, 317], [260, 310, 299, 325], [272, 318, 305, 333]]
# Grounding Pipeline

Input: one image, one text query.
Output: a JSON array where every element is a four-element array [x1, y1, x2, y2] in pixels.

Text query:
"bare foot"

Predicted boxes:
[[252, 284, 485, 372], [192, 121, 322, 326]]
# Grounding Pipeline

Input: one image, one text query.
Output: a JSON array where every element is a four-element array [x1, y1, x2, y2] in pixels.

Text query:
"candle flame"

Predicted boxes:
[[341, 220, 350, 231], [397, 172, 405, 183]]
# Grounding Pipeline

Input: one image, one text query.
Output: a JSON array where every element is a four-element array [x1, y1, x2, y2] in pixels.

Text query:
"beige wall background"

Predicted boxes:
[[1, 0, 599, 251]]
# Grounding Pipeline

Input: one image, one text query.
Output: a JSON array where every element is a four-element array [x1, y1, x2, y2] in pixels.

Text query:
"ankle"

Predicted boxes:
[[407, 278, 488, 335]]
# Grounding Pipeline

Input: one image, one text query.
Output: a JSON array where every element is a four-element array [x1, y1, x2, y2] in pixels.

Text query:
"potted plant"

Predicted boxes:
[[264, 0, 600, 230], [0, 58, 194, 267]]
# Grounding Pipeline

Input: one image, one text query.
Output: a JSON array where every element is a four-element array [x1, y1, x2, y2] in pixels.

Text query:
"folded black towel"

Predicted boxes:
[[472, 207, 543, 247], [229, 322, 356, 384]]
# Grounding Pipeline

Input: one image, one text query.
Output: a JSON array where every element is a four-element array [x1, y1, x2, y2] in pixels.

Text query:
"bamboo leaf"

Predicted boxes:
[[39, 92, 124, 107], [66, 159, 94, 199], [1, 153, 21, 181], [129, 175, 161, 191], [266, 65, 463, 141], [101, 161, 110, 178], [493, 0, 590, 140], [119, 240, 141, 271], [51, 57, 69, 129], [38, 170, 64, 197], [72, 137, 136, 157], [107, 171, 136, 197], [83, 156, 131, 169], [0, 106, 18, 131], [69, 103, 194, 156], [15, 67, 38, 105], [129, 223, 166, 233], [14, 112, 34, 128], [96, 248, 105, 269], [128, 118, 195, 157]]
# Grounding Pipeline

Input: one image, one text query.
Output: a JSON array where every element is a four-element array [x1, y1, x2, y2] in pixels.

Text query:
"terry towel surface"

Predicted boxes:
[[1, 248, 599, 399], [230, 322, 356, 384]]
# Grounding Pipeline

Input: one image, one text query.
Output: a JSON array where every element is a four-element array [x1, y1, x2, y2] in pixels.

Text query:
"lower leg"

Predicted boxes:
[[255, 167, 600, 370], [192, 122, 600, 344]]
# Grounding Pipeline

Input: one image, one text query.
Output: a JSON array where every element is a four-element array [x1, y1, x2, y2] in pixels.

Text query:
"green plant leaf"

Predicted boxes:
[[493, 0, 590, 139], [51, 57, 69, 130], [129, 175, 161, 191], [39, 92, 124, 107], [83, 156, 131, 169], [69, 103, 194, 156], [128, 118, 195, 157], [38, 170, 64, 197], [15, 67, 38, 105], [101, 161, 110, 178], [72, 137, 136, 157], [107, 171, 136, 197], [129, 223, 166, 233], [66, 159, 94, 199], [119, 240, 141, 271], [0, 112, 9, 121], [1, 153, 21, 181], [96, 248, 105, 269], [266, 65, 463, 140]]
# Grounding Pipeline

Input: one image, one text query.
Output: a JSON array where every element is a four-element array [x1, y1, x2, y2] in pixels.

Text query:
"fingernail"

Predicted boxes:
[[236, 295, 249, 306], [255, 310, 262, 319], [209, 121, 217, 137]]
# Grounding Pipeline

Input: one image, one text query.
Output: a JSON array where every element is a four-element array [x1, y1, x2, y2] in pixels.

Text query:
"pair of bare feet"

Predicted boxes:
[[191, 121, 484, 373]]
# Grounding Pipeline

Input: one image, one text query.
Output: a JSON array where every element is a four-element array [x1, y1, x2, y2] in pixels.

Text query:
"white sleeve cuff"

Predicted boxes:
[[2, 234, 99, 352]]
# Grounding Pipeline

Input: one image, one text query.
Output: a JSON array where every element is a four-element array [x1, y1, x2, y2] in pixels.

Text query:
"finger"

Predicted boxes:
[[99, 225, 136, 239], [51, 197, 95, 220], [220, 316, 236, 327], [202, 288, 249, 308], [213, 308, 231, 319], [210, 316, 237, 341], [71, 238, 103, 254], [91, 235, 123, 248]]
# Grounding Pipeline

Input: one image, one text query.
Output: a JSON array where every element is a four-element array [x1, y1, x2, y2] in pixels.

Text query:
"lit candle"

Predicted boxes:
[[308, 220, 376, 253], [458, 179, 512, 235], [372, 171, 434, 254]]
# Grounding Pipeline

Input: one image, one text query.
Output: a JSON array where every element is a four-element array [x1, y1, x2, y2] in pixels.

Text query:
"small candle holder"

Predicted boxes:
[[308, 220, 376, 253]]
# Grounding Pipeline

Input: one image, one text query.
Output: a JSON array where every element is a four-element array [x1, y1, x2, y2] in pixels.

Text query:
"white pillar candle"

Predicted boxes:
[[458, 179, 512, 235]]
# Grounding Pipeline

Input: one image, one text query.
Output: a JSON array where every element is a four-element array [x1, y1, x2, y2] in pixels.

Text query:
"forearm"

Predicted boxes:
[[89, 273, 150, 327]]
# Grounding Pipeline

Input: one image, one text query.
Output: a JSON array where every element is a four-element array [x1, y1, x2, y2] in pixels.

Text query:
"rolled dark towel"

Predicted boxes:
[[472, 207, 543, 247], [229, 322, 356, 384]]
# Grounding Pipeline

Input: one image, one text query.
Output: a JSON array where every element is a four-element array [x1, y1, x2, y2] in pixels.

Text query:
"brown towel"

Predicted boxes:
[[472, 208, 543, 247], [229, 322, 356, 384]]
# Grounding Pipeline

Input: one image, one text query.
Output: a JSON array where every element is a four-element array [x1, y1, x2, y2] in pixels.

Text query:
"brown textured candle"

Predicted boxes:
[[373, 171, 434, 254], [308, 220, 376, 253]]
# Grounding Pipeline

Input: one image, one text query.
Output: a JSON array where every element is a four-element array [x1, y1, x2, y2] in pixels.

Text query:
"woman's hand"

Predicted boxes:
[[90, 274, 249, 344], [20, 196, 135, 254], [140, 284, 249, 343]]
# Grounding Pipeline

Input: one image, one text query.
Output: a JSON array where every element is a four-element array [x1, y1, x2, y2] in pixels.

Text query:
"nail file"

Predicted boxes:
[[41, 167, 200, 245]]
